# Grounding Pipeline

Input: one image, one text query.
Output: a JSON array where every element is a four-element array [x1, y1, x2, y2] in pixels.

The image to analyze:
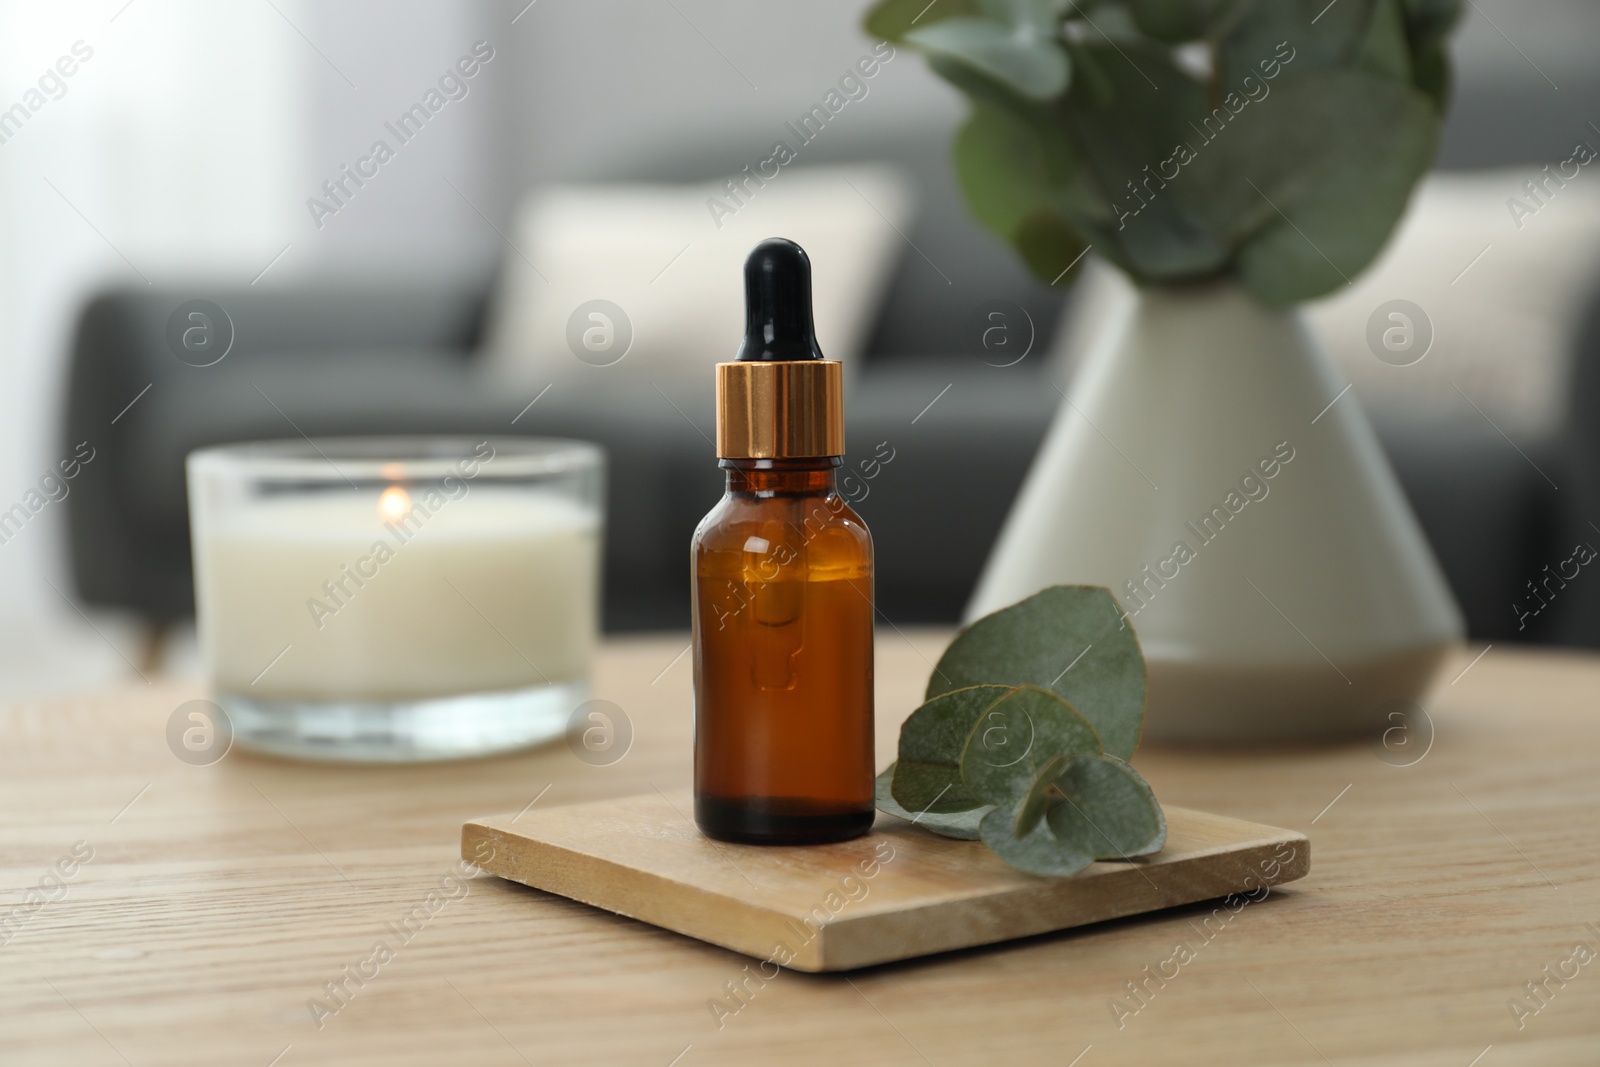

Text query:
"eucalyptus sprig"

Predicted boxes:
[[875, 585, 1165, 876], [863, 0, 1464, 304]]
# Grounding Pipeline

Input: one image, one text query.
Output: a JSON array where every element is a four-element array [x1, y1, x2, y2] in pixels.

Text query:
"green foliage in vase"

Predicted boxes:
[[875, 585, 1165, 877], [864, 0, 1464, 304]]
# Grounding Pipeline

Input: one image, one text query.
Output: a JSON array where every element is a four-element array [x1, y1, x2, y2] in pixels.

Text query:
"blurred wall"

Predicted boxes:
[[297, 0, 509, 274], [0, 0, 304, 682], [501, 0, 961, 186], [1436, 0, 1600, 168], [499, 0, 1600, 189], [0, 0, 513, 684]]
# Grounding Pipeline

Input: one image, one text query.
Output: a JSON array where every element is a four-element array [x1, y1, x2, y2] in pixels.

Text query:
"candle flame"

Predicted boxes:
[[378, 486, 412, 522]]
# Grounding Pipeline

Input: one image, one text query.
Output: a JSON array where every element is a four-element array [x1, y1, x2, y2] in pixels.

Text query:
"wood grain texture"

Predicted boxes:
[[463, 797, 1308, 971], [1, 635, 1598, 1066]]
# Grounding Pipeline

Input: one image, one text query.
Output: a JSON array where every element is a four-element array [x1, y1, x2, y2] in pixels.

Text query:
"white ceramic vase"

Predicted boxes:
[[967, 282, 1465, 741]]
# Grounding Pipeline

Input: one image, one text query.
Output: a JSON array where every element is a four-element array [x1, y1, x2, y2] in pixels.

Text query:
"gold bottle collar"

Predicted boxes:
[[715, 360, 844, 459]]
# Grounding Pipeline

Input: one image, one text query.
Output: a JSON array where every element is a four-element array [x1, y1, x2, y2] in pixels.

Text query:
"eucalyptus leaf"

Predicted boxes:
[[1351, 0, 1413, 81], [907, 13, 1072, 101], [960, 686, 1101, 808], [945, 67, 1111, 250], [1013, 753, 1072, 835], [1059, 36, 1114, 106], [1233, 70, 1439, 304], [884, 584, 1169, 877], [1126, 0, 1238, 43], [1058, 40, 1233, 281], [863, 0, 982, 41], [977, 0, 1072, 30], [1411, 43, 1452, 109], [1218, 0, 1378, 88], [892, 0, 1458, 302], [1400, 0, 1464, 53], [1014, 209, 1091, 283], [1043, 754, 1167, 858], [892, 685, 1014, 813], [1175, 59, 1435, 260], [953, 103, 1070, 241], [979, 804, 1094, 876], [875, 764, 988, 839], [930, 586, 1146, 760]]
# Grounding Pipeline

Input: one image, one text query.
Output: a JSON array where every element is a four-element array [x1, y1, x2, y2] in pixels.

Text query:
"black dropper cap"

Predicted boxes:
[[736, 238, 825, 362]]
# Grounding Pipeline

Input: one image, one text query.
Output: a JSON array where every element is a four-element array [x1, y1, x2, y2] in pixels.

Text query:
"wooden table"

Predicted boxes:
[[2, 634, 1597, 1066]]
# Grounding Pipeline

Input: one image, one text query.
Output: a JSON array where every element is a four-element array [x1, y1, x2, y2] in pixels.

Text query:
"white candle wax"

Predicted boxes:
[[195, 487, 600, 700]]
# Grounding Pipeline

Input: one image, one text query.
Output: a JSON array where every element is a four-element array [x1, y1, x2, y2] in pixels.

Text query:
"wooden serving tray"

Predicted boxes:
[[462, 791, 1308, 972]]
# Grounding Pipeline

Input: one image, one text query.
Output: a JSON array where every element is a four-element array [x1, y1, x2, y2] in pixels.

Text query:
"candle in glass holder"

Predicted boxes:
[[187, 438, 603, 761]]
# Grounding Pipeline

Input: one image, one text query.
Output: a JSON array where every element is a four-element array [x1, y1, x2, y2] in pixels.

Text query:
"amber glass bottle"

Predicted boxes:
[[692, 239, 875, 844]]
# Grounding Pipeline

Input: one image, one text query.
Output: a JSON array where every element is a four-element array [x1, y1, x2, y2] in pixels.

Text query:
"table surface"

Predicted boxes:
[[2, 633, 1597, 1066]]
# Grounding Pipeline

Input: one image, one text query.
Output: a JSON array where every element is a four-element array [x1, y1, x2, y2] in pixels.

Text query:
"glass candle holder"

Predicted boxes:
[[186, 437, 603, 761]]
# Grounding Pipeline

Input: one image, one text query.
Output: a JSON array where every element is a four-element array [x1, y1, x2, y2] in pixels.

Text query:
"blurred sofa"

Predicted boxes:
[[59, 128, 1596, 646]]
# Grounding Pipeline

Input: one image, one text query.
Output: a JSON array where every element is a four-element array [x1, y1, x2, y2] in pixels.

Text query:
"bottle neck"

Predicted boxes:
[[722, 456, 840, 495]]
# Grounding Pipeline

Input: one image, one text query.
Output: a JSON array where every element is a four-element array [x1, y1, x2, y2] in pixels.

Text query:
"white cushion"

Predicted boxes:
[[1307, 168, 1600, 437], [481, 165, 914, 385]]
